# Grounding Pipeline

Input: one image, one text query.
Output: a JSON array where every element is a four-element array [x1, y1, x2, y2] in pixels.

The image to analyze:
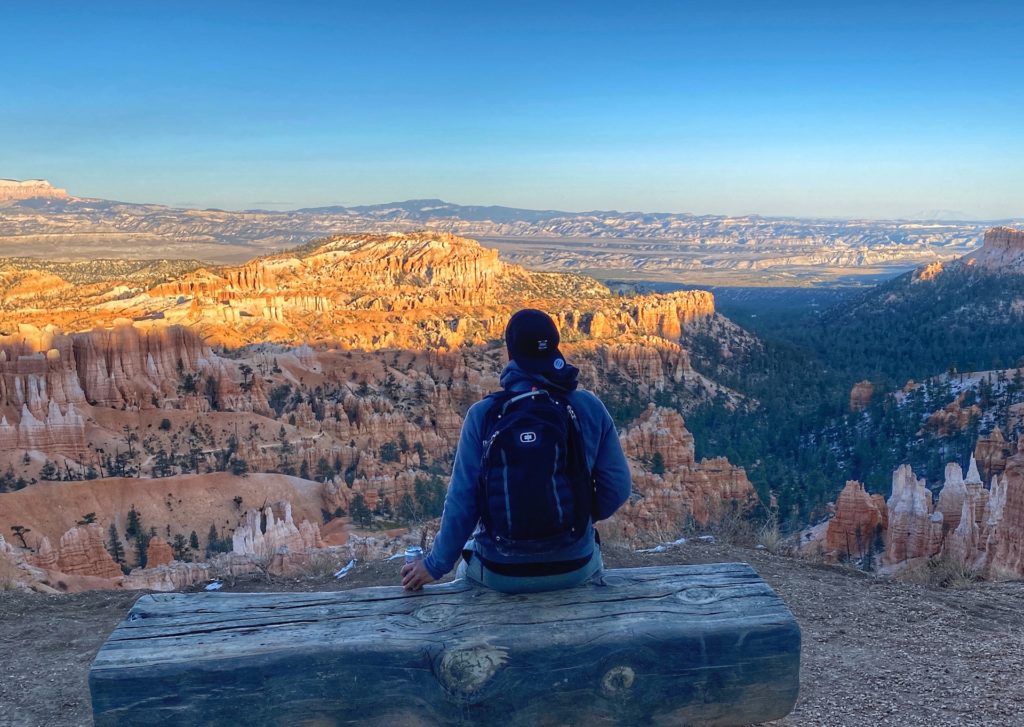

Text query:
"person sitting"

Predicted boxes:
[[402, 308, 632, 594]]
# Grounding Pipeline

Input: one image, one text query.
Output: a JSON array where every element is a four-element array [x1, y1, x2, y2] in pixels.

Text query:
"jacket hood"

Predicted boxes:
[[499, 359, 579, 393]]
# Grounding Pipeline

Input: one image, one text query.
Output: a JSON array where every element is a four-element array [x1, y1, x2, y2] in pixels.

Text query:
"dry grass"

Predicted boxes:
[[899, 554, 983, 589], [703, 501, 756, 547], [297, 550, 352, 580], [756, 517, 787, 555], [988, 564, 1024, 583], [0, 559, 24, 591]]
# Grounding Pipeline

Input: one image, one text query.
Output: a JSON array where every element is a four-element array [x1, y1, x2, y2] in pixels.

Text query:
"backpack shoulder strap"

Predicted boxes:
[[479, 390, 514, 437]]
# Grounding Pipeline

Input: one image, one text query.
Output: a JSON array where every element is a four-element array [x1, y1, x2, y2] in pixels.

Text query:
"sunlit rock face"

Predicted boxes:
[[0, 179, 67, 202], [965, 226, 1024, 271], [0, 232, 715, 350], [0, 232, 749, 592]]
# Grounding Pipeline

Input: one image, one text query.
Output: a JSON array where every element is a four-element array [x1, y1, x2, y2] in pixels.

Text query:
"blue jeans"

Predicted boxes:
[[455, 543, 605, 594]]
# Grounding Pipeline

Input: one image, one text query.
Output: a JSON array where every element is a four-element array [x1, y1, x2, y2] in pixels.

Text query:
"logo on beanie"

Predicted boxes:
[[537, 339, 549, 351], [553, 358, 565, 370]]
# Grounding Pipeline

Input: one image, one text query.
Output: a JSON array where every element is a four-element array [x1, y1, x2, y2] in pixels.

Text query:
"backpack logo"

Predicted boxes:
[[520, 431, 537, 443]]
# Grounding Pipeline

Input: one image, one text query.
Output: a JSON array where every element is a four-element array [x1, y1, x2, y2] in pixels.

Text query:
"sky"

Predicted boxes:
[[1, 1, 1022, 219]]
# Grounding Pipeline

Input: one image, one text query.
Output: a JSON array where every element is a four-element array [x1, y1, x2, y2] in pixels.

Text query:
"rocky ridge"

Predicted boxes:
[[0, 185, 993, 283], [0, 180, 67, 203], [0, 232, 714, 350], [964, 225, 1024, 271]]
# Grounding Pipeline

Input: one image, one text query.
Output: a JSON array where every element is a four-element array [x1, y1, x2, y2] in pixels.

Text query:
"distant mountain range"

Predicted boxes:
[[1, 179, 1017, 285]]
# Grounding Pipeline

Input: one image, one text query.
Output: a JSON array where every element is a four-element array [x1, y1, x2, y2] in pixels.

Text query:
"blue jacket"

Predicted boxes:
[[423, 360, 632, 579]]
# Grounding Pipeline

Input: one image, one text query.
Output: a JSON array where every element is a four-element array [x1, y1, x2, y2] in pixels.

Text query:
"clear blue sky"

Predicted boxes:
[[2, 1, 1022, 218]]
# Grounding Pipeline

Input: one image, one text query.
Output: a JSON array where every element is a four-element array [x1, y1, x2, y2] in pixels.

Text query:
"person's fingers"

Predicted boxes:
[[400, 563, 411, 577], [403, 574, 421, 591]]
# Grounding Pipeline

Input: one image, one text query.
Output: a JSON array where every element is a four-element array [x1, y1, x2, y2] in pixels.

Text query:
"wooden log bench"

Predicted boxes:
[[89, 563, 800, 726]]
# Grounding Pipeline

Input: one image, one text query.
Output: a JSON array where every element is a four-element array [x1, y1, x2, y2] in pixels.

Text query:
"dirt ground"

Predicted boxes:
[[2, 542, 1023, 727]]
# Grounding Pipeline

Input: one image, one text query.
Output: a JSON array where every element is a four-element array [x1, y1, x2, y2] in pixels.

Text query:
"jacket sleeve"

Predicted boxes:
[[423, 402, 485, 579], [591, 399, 632, 522]]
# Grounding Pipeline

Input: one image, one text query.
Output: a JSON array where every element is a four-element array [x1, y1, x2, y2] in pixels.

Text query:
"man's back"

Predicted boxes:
[[402, 309, 632, 593]]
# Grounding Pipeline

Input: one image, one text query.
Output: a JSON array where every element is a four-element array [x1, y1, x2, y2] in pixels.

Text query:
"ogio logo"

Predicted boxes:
[[520, 432, 537, 443]]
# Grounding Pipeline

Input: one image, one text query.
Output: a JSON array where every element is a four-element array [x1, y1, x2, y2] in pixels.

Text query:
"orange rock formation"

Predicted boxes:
[[824, 480, 887, 557], [146, 536, 174, 568], [883, 464, 943, 565], [0, 233, 715, 350], [975, 427, 1013, 481], [53, 524, 122, 579], [848, 381, 874, 412], [613, 405, 755, 542]]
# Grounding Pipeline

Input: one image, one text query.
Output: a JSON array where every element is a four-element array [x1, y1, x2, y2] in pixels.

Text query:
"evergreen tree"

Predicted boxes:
[[349, 494, 371, 527], [650, 452, 666, 475], [206, 524, 219, 558], [107, 523, 126, 565], [172, 533, 189, 561]]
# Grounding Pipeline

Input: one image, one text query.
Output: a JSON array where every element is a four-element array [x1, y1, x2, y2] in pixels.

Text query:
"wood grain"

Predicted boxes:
[[90, 563, 800, 726]]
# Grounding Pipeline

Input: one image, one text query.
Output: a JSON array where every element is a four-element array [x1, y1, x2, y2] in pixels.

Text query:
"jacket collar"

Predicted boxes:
[[498, 359, 579, 393]]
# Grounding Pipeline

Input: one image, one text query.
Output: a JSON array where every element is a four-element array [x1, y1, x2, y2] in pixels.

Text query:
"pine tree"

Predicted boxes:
[[189, 530, 200, 552], [39, 459, 59, 481], [349, 494, 371, 527], [172, 533, 189, 561], [107, 523, 125, 565], [125, 505, 141, 539], [650, 452, 666, 475]]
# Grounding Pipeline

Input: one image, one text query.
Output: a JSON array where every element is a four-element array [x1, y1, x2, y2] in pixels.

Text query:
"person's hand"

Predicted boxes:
[[401, 559, 435, 591]]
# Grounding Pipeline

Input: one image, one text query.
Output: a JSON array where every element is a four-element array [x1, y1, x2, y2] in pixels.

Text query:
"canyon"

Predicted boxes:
[[0, 231, 751, 592]]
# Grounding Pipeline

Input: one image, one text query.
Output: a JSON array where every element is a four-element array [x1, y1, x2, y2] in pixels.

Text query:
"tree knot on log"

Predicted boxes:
[[677, 587, 720, 605], [435, 644, 509, 700], [601, 665, 636, 698]]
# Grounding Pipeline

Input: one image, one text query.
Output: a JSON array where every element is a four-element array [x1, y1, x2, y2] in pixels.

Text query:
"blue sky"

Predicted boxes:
[[1, 1, 1022, 218]]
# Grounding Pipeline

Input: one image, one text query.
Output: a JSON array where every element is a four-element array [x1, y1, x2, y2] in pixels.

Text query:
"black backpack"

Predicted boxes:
[[476, 388, 593, 556]]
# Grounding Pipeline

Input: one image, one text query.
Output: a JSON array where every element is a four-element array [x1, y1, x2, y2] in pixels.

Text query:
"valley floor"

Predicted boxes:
[[1, 543, 1022, 727]]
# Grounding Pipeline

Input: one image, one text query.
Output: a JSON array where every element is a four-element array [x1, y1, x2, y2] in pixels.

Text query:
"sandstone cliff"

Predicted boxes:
[[0, 179, 68, 202], [0, 232, 715, 351], [964, 226, 1024, 271]]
